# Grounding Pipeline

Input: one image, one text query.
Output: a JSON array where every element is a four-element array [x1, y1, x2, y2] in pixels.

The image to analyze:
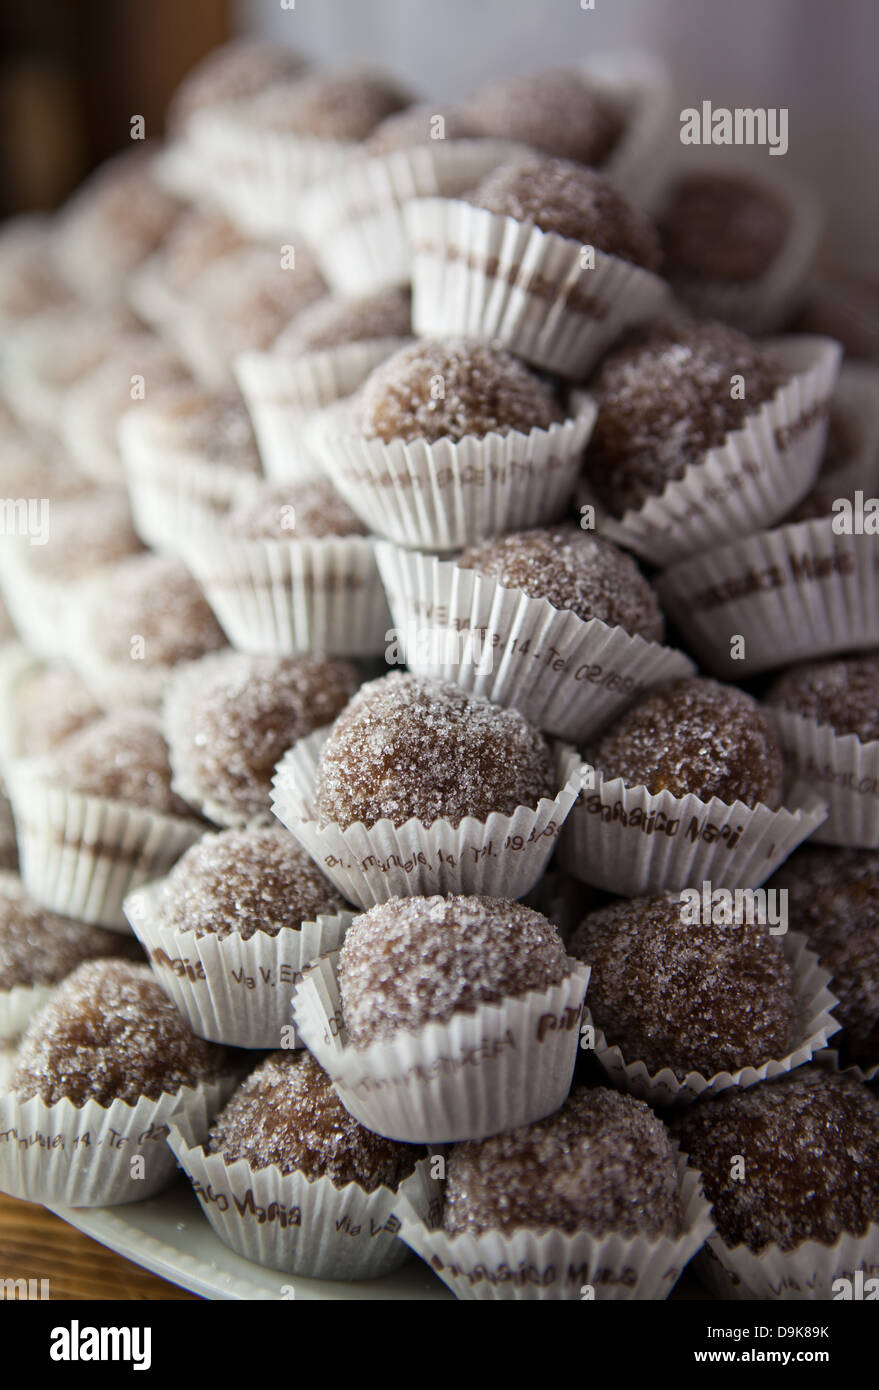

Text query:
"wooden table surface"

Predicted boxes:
[[0, 1192, 198, 1300]]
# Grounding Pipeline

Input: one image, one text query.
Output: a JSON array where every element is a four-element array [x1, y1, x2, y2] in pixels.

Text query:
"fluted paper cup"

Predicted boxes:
[[696, 1223, 879, 1302], [0, 984, 54, 1044], [407, 197, 669, 380], [767, 710, 879, 848], [6, 758, 203, 931], [585, 932, 839, 1106], [558, 767, 828, 897], [307, 397, 596, 552], [271, 731, 583, 908], [375, 542, 694, 742], [0, 1077, 231, 1207], [0, 642, 40, 773], [236, 338, 407, 482], [125, 877, 351, 1049], [813, 1048, 879, 1086], [0, 542, 82, 662], [169, 1111, 440, 1281], [393, 1147, 714, 1301], [292, 951, 590, 1144], [579, 336, 842, 567], [657, 519, 879, 678]]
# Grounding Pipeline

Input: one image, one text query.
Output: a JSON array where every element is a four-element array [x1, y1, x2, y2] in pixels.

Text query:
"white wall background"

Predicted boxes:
[[238, 0, 878, 275]]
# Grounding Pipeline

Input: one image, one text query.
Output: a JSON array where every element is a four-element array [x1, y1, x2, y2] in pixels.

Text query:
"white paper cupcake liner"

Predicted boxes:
[[768, 710, 879, 848], [0, 984, 54, 1044], [584, 931, 840, 1106], [581, 50, 676, 213], [236, 338, 408, 483], [579, 336, 842, 567], [0, 1077, 231, 1207], [695, 1223, 879, 1301], [0, 542, 81, 662], [168, 1112, 440, 1281], [299, 139, 523, 296], [375, 542, 694, 742], [271, 731, 583, 908], [813, 1048, 879, 1086], [822, 360, 879, 498], [5, 758, 203, 931], [656, 518, 879, 678], [407, 197, 669, 380], [393, 1146, 714, 1301], [183, 531, 392, 658], [292, 951, 590, 1144], [124, 877, 352, 1049], [68, 574, 188, 710], [558, 766, 828, 897], [307, 398, 596, 552], [118, 409, 259, 553], [658, 156, 822, 333], [127, 256, 182, 335], [0, 641, 40, 774]]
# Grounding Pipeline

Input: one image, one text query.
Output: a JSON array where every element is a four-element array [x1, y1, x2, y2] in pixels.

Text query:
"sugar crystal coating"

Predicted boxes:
[[240, 70, 410, 140], [57, 149, 180, 292], [584, 321, 786, 516], [360, 337, 563, 444], [589, 676, 785, 809], [274, 288, 411, 354], [187, 245, 326, 366], [51, 710, 191, 817], [464, 69, 623, 167], [15, 665, 102, 757], [766, 657, 879, 743], [314, 672, 557, 829], [0, 873, 140, 989], [206, 1051, 421, 1188], [136, 384, 260, 471], [660, 173, 790, 283], [158, 826, 346, 940], [28, 490, 143, 581], [671, 1069, 879, 1251], [456, 525, 664, 640], [443, 1086, 682, 1238], [150, 210, 249, 291], [88, 553, 226, 666], [12, 959, 229, 1106], [225, 478, 367, 539], [767, 845, 879, 1063], [168, 38, 307, 132], [568, 894, 795, 1077], [470, 157, 661, 269], [338, 894, 571, 1046], [171, 652, 359, 819], [0, 216, 75, 322]]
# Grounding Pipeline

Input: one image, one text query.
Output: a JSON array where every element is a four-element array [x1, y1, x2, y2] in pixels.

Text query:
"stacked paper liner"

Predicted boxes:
[[0, 539, 86, 661], [271, 731, 584, 907], [0, 641, 40, 773], [406, 197, 669, 379], [6, 757, 203, 931], [292, 951, 591, 1143], [558, 766, 828, 896], [236, 337, 408, 482], [307, 397, 596, 552], [814, 1048, 879, 1086], [124, 877, 352, 1049], [392, 1148, 715, 1301], [183, 531, 392, 658], [375, 542, 695, 742], [584, 932, 840, 1105], [695, 1224, 879, 1301], [656, 520, 879, 678], [768, 710, 879, 848], [578, 336, 842, 567], [169, 1111, 442, 1281]]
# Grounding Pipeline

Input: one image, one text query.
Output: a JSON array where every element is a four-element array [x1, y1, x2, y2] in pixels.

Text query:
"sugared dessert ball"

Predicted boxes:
[[225, 478, 367, 540], [132, 384, 261, 472], [149, 210, 249, 292], [187, 245, 326, 369], [0, 874, 139, 991], [0, 216, 75, 323], [240, 70, 410, 141], [338, 894, 570, 1047], [584, 321, 786, 516], [50, 711, 190, 818], [470, 157, 661, 269], [158, 827, 346, 940], [443, 1086, 682, 1238], [87, 554, 225, 668], [274, 288, 411, 354], [464, 69, 623, 167], [14, 665, 102, 757], [456, 525, 664, 641], [766, 657, 879, 743], [589, 677, 785, 809], [671, 1069, 879, 1251], [206, 1051, 421, 1189], [660, 173, 790, 284], [767, 845, 879, 1064], [367, 104, 478, 153], [167, 38, 307, 133], [169, 652, 359, 820], [568, 894, 795, 1076], [12, 959, 229, 1106], [28, 490, 142, 582], [314, 672, 557, 829], [360, 337, 563, 444]]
